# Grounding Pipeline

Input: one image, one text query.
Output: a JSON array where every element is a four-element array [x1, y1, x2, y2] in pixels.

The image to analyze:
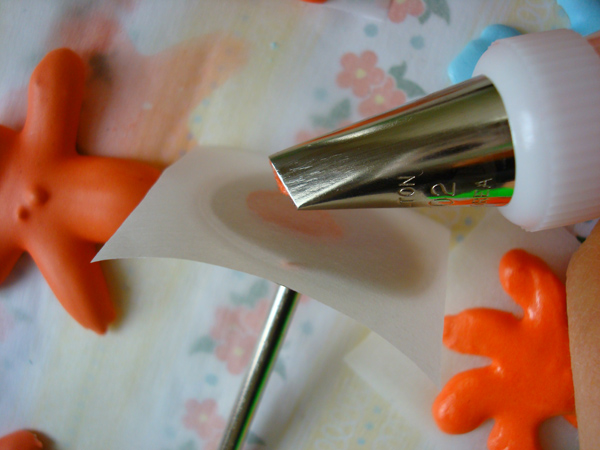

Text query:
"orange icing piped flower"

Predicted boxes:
[[0, 430, 42, 450], [0, 48, 160, 334], [433, 249, 576, 450]]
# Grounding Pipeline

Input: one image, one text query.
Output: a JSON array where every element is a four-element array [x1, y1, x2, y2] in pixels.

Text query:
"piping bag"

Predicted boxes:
[[270, 29, 600, 232]]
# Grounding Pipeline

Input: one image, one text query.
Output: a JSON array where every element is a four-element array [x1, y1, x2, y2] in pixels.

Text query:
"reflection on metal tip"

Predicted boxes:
[[270, 76, 516, 211]]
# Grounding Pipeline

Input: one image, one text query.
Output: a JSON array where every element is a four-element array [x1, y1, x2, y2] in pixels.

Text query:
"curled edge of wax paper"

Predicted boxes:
[[95, 145, 451, 384]]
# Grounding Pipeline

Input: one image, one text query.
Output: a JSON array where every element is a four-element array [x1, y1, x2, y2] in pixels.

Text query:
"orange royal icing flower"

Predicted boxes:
[[0, 48, 160, 334], [0, 430, 42, 450], [433, 249, 576, 450]]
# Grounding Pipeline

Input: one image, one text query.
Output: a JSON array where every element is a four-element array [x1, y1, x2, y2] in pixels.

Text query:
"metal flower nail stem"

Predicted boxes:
[[218, 285, 300, 450]]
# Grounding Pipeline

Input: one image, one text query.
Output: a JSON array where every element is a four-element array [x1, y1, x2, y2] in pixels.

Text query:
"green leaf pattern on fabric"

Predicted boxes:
[[273, 359, 287, 380], [230, 279, 270, 307], [189, 335, 217, 354], [311, 98, 351, 129], [247, 432, 267, 446], [177, 440, 197, 450], [389, 64, 426, 98], [422, 0, 450, 24]]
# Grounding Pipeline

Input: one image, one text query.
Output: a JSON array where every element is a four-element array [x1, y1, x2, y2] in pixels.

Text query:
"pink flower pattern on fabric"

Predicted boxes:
[[182, 399, 226, 440], [215, 331, 259, 374], [358, 77, 407, 118], [204, 435, 225, 450], [336, 51, 385, 98], [210, 306, 243, 341], [240, 299, 271, 332], [210, 299, 271, 375], [388, 0, 425, 23]]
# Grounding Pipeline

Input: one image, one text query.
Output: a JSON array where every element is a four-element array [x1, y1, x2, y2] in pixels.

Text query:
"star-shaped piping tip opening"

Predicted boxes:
[[0, 48, 160, 334]]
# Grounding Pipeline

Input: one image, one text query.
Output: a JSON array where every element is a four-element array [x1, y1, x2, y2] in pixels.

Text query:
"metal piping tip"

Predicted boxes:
[[270, 76, 516, 210]]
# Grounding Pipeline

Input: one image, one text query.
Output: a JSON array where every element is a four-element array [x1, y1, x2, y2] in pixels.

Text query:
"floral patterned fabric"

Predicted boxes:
[[0, 1, 572, 449]]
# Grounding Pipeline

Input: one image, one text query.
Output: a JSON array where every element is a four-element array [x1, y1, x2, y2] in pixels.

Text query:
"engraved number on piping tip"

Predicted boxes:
[[431, 183, 456, 197], [397, 175, 417, 206], [430, 182, 456, 206]]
